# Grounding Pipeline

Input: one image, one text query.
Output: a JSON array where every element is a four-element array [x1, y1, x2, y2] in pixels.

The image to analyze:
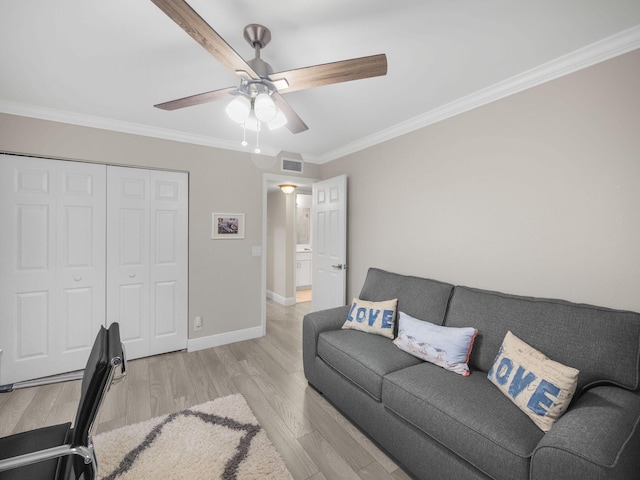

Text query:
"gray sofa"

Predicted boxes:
[[303, 268, 640, 480]]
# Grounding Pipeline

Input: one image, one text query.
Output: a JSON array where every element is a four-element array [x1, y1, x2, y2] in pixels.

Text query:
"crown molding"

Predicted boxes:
[[1, 26, 638, 165], [0, 100, 281, 157], [315, 25, 640, 164]]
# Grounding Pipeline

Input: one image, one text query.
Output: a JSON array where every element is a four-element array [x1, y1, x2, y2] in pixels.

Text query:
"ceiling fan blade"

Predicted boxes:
[[150, 0, 260, 80], [272, 93, 308, 134], [269, 53, 387, 94], [154, 86, 237, 111]]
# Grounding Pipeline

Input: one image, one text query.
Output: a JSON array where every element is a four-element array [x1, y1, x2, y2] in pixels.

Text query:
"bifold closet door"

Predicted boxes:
[[0, 155, 106, 384], [106, 166, 188, 360]]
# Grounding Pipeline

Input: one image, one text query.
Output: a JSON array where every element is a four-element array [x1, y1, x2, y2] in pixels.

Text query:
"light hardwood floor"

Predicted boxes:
[[0, 300, 412, 480]]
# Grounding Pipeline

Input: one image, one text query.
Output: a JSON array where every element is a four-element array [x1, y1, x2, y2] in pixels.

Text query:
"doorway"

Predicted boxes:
[[262, 174, 317, 329], [294, 191, 312, 304]]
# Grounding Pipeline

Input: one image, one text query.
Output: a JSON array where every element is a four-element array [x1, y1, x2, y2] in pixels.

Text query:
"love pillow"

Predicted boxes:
[[487, 331, 579, 432], [342, 298, 397, 339]]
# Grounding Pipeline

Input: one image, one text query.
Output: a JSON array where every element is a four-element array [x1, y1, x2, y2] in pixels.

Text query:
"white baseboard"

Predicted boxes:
[[266, 290, 296, 306], [187, 326, 264, 353]]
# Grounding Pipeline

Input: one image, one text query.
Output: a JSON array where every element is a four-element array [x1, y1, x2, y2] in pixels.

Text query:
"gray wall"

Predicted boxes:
[[321, 49, 640, 313], [0, 113, 321, 340]]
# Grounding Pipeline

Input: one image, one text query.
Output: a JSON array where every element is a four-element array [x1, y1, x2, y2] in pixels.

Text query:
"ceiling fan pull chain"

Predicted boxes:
[[255, 122, 261, 154], [241, 121, 248, 147]]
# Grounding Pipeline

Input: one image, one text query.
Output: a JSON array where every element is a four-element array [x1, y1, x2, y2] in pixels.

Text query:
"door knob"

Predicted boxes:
[[332, 264, 347, 270]]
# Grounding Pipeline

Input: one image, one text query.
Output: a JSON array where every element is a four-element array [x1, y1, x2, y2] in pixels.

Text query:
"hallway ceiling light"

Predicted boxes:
[[279, 184, 296, 194]]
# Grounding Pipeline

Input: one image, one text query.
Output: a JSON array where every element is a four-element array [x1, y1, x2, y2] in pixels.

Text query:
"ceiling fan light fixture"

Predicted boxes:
[[226, 95, 251, 123], [254, 92, 277, 122], [268, 108, 288, 130], [240, 113, 260, 132]]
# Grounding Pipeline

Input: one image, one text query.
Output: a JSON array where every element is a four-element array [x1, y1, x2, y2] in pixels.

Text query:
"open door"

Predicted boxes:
[[311, 175, 347, 311]]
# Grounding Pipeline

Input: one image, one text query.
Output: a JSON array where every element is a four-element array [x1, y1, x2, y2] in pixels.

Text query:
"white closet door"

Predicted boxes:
[[149, 170, 188, 355], [106, 166, 188, 359], [106, 166, 151, 359], [0, 155, 106, 384]]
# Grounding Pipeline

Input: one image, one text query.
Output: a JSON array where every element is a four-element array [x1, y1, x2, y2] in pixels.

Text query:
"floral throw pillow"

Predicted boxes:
[[393, 311, 477, 376]]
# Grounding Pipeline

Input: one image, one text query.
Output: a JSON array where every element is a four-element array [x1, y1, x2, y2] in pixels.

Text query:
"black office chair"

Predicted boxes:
[[0, 323, 126, 480]]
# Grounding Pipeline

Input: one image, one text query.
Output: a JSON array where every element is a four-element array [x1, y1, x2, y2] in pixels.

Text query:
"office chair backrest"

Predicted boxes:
[[58, 323, 124, 479], [71, 323, 124, 447]]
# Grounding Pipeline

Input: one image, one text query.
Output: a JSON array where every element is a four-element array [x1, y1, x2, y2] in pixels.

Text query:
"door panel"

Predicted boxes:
[[119, 284, 145, 338], [154, 280, 177, 335], [17, 205, 50, 270], [61, 287, 94, 351], [15, 291, 49, 358], [120, 209, 146, 265]]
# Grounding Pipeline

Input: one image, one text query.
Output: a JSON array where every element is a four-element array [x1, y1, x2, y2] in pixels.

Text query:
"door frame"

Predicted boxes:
[[261, 173, 318, 333]]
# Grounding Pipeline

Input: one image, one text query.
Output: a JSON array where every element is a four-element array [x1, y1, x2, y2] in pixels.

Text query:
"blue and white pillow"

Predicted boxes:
[[393, 311, 477, 376], [342, 298, 397, 339], [487, 331, 580, 432]]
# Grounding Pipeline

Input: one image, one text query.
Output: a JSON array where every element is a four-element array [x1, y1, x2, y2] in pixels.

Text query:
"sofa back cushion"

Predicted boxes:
[[358, 268, 453, 328], [445, 286, 640, 393]]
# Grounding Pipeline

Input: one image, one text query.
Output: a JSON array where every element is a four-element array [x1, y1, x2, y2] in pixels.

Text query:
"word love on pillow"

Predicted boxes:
[[488, 331, 579, 432], [342, 298, 397, 339]]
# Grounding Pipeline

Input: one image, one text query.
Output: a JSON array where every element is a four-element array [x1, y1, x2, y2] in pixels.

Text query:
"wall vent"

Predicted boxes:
[[281, 158, 303, 174]]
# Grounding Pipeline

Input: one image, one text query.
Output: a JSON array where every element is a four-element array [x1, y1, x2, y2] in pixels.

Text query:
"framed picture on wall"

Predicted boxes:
[[212, 213, 245, 239]]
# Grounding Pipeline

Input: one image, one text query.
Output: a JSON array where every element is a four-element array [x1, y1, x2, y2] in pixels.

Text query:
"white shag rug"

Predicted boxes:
[[94, 394, 293, 480]]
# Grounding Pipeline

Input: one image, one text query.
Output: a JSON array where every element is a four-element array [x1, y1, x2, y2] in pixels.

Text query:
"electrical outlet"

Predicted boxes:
[[194, 316, 203, 331]]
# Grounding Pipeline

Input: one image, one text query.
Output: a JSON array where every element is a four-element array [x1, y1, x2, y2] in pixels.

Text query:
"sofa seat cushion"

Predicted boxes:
[[382, 363, 544, 480], [317, 329, 423, 401]]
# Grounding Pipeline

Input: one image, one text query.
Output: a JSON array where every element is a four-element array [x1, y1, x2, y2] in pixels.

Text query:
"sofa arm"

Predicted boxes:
[[531, 386, 640, 480], [302, 305, 350, 381]]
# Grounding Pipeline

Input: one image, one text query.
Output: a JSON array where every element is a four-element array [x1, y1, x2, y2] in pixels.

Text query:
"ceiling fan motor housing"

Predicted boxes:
[[243, 24, 275, 79], [242, 80, 271, 98], [248, 57, 273, 78], [244, 24, 271, 50]]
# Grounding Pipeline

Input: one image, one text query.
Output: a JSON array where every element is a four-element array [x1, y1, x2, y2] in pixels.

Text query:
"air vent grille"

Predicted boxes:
[[281, 158, 303, 173]]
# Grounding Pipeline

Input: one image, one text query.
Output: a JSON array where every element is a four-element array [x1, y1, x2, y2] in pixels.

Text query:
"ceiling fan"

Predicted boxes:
[[150, 0, 388, 135]]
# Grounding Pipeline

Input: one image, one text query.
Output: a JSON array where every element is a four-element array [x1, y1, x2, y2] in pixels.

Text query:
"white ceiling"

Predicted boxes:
[[1, 1, 639, 163]]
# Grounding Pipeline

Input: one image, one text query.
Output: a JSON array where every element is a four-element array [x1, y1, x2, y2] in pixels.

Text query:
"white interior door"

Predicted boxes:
[[148, 170, 188, 355], [106, 166, 151, 359], [311, 175, 347, 311], [0, 155, 106, 384], [106, 166, 188, 359], [56, 162, 107, 374]]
